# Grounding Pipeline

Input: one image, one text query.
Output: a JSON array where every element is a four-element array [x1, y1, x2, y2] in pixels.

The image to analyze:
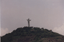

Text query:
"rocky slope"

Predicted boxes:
[[1, 27, 64, 42]]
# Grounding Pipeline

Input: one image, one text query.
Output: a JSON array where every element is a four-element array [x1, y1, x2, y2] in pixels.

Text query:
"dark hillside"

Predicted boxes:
[[1, 27, 64, 42]]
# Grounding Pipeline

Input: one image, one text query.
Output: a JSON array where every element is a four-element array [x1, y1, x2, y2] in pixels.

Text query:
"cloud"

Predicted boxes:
[[0, 28, 9, 36], [52, 24, 64, 35]]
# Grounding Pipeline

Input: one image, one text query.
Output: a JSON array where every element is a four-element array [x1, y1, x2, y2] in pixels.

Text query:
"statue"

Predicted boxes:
[[27, 18, 31, 27]]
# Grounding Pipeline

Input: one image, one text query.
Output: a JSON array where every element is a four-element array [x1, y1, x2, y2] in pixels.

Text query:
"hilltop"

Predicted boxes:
[[1, 27, 64, 42]]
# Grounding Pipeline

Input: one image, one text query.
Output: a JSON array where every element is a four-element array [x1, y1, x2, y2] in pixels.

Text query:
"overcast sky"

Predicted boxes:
[[1, 0, 64, 36]]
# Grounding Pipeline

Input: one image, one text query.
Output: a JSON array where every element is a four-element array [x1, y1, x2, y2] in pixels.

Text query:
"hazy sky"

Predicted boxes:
[[1, 0, 64, 36]]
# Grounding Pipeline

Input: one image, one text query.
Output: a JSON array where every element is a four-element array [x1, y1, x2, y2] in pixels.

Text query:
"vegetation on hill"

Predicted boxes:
[[1, 27, 64, 42]]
